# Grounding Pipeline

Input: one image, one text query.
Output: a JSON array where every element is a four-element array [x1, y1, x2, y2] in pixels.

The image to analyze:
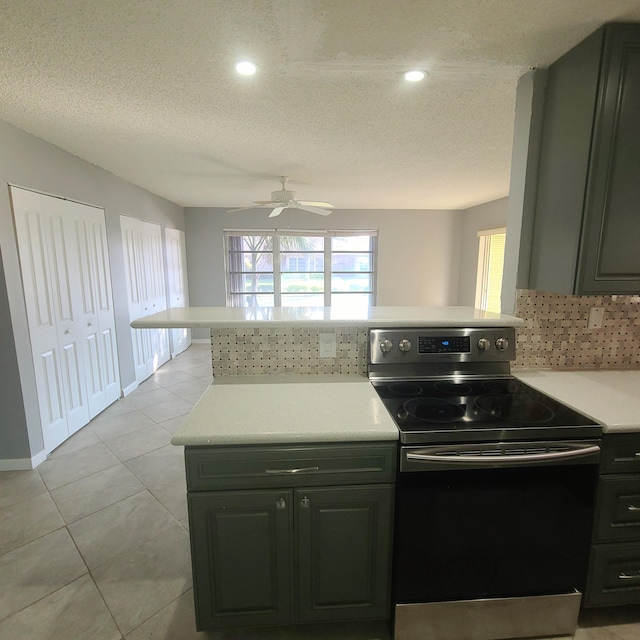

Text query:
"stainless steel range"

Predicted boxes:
[[368, 327, 602, 640]]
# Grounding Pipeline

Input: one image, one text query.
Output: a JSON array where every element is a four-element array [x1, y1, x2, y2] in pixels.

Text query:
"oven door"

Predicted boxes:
[[393, 441, 599, 640], [395, 441, 599, 602]]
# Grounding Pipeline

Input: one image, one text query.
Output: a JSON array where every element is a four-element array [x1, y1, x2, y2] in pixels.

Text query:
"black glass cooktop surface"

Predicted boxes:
[[372, 377, 602, 444]]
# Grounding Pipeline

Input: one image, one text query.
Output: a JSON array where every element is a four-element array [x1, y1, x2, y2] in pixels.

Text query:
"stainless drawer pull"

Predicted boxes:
[[265, 466, 320, 475], [619, 572, 640, 580], [628, 504, 640, 512]]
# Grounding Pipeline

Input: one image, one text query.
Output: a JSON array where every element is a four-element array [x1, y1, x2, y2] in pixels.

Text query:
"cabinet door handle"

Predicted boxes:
[[276, 498, 286, 510], [628, 504, 640, 512], [265, 466, 319, 475], [619, 572, 640, 581], [300, 497, 310, 508]]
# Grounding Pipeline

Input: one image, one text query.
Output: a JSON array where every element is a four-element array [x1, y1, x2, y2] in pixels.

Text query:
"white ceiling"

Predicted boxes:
[[2, 1, 640, 210]]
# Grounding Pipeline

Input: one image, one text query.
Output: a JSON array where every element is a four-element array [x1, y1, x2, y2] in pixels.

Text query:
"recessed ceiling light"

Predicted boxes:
[[235, 60, 258, 76], [404, 70, 426, 82]]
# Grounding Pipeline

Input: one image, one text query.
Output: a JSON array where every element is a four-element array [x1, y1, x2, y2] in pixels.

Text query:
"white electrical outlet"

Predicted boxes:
[[319, 332, 336, 358], [588, 307, 605, 329]]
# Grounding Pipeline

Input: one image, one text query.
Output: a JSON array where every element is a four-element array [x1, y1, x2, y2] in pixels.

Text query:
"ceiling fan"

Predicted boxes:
[[227, 176, 334, 217]]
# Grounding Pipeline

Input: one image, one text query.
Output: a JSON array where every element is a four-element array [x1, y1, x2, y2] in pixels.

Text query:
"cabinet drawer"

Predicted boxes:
[[185, 442, 397, 490], [600, 434, 640, 474], [585, 542, 640, 607], [594, 476, 640, 542]]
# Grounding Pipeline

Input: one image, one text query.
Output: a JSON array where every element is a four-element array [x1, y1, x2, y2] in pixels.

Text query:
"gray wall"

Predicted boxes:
[[502, 69, 547, 314], [0, 246, 31, 459], [0, 118, 184, 463], [457, 198, 508, 307], [184, 206, 465, 338]]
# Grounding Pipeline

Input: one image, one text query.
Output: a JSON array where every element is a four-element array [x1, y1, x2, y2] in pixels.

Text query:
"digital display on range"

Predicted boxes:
[[418, 336, 471, 354]]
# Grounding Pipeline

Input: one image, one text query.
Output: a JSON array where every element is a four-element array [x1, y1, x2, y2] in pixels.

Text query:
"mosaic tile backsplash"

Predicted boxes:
[[210, 292, 640, 376], [211, 326, 368, 376], [513, 290, 640, 370]]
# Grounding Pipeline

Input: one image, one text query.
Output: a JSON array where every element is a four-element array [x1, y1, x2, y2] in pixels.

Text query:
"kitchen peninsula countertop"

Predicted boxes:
[[132, 305, 523, 329], [515, 369, 640, 433], [171, 375, 399, 446], [172, 369, 640, 447]]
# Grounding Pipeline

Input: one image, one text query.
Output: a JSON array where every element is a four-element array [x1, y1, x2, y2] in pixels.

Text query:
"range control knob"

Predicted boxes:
[[398, 339, 412, 352], [379, 339, 393, 353], [495, 337, 509, 351], [477, 338, 491, 352]]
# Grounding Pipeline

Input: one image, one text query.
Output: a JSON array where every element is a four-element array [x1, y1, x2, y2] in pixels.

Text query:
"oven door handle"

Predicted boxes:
[[406, 444, 601, 466]]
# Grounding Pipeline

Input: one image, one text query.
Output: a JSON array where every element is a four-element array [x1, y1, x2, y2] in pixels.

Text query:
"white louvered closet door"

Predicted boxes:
[[120, 216, 169, 385], [165, 228, 191, 357], [10, 187, 120, 453]]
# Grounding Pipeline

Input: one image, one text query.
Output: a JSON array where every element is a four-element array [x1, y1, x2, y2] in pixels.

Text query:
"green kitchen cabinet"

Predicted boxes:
[[295, 485, 393, 623], [585, 433, 640, 606], [529, 23, 640, 295], [189, 490, 293, 629], [185, 442, 396, 630]]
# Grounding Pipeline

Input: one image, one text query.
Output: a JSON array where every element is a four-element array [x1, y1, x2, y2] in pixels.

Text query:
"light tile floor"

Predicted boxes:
[[0, 344, 638, 639]]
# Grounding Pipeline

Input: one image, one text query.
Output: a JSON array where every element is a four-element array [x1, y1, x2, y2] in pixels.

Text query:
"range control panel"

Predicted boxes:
[[418, 335, 471, 354], [369, 327, 517, 365]]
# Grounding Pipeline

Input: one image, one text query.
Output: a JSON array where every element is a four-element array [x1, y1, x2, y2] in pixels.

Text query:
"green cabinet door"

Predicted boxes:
[[529, 23, 640, 294], [578, 25, 640, 293], [188, 490, 292, 629], [295, 485, 393, 623]]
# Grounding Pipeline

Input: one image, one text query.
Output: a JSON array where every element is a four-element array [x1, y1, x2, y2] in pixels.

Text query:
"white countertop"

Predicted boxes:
[[514, 369, 640, 433], [171, 376, 399, 446], [172, 367, 640, 447], [132, 305, 523, 329]]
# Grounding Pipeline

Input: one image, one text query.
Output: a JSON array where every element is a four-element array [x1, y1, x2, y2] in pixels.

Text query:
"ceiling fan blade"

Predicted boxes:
[[297, 200, 334, 208], [268, 206, 286, 218], [227, 206, 261, 213], [298, 205, 333, 216], [227, 203, 276, 212], [253, 200, 281, 205]]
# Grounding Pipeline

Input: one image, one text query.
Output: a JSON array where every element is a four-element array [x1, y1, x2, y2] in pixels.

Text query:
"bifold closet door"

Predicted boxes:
[[120, 216, 169, 384], [165, 228, 191, 357], [68, 199, 121, 415], [10, 187, 120, 453]]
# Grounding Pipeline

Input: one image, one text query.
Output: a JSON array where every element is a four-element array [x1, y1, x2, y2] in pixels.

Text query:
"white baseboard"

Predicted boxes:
[[122, 380, 138, 397], [0, 449, 47, 470]]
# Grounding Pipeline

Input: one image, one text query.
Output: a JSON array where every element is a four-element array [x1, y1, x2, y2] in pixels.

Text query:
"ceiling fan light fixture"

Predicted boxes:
[[235, 60, 258, 76], [227, 176, 334, 217], [403, 70, 426, 82]]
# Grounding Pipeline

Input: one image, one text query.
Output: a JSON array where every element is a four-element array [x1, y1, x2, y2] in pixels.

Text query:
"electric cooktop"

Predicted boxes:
[[371, 377, 602, 444]]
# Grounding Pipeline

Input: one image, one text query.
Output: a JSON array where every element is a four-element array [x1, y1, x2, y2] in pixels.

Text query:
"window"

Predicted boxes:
[[224, 230, 377, 311], [475, 228, 506, 314]]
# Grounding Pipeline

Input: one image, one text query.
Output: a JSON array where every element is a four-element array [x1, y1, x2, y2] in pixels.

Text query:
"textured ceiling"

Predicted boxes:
[[2, 1, 640, 210]]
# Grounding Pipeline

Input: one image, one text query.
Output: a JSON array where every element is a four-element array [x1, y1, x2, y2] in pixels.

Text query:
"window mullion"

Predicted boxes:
[[273, 232, 281, 306], [324, 236, 331, 306]]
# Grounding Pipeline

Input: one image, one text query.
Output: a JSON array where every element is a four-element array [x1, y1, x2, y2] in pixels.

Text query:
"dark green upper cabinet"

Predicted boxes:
[[529, 23, 640, 295]]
